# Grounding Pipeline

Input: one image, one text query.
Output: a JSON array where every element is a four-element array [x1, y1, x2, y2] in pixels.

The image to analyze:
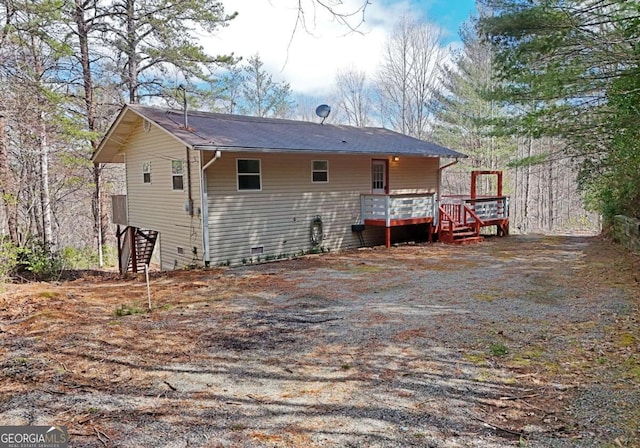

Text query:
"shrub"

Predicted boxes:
[[0, 237, 19, 280], [114, 303, 145, 316], [61, 244, 118, 269], [1, 238, 119, 281], [16, 241, 64, 281], [490, 342, 509, 357], [61, 246, 99, 269]]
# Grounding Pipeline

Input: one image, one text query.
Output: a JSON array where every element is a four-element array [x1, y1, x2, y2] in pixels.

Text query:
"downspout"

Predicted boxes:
[[438, 158, 459, 198], [200, 149, 221, 266], [186, 146, 193, 215], [437, 158, 459, 227]]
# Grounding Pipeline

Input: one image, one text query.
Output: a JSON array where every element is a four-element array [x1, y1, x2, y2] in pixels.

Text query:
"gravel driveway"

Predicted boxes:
[[1, 235, 639, 447]]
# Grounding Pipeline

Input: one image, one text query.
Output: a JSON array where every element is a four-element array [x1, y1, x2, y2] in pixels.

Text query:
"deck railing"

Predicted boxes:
[[441, 196, 510, 224], [361, 193, 436, 226], [471, 196, 510, 221]]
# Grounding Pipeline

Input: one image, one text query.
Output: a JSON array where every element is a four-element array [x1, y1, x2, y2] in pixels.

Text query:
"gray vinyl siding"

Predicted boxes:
[[123, 121, 203, 270], [205, 152, 439, 266]]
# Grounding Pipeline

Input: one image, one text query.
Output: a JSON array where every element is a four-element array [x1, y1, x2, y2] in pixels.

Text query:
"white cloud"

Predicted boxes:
[[210, 0, 416, 95]]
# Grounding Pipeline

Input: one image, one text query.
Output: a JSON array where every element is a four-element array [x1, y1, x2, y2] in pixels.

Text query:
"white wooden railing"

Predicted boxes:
[[361, 193, 436, 226], [470, 197, 510, 221], [441, 196, 510, 223]]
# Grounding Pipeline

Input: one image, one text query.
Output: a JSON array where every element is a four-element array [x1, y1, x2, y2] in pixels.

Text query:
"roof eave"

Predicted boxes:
[[92, 105, 196, 164], [91, 106, 133, 164], [192, 144, 466, 158]]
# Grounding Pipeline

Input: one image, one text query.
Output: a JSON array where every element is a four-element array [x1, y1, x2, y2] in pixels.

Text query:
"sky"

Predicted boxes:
[[210, 0, 477, 96]]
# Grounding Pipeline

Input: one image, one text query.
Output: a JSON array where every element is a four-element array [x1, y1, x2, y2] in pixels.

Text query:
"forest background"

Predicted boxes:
[[1, 0, 636, 278]]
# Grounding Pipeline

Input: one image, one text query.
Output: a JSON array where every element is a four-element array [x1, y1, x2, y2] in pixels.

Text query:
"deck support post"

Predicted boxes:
[[116, 225, 122, 274], [385, 227, 391, 248], [129, 226, 137, 273]]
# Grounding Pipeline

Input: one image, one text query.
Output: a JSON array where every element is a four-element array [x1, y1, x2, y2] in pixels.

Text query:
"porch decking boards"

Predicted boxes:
[[364, 217, 433, 227]]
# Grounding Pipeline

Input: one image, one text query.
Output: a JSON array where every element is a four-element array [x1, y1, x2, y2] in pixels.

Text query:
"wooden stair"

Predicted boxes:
[[438, 204, 484, 245], [117, 227, 158, 274], [448, 226, 484, 244], [130, 229, 158, 271]]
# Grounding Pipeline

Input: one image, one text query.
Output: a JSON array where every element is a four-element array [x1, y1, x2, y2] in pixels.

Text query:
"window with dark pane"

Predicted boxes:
[[172, 159, 184, 191], [142, 161, 151, 184], [237, 159, 261, 190], [312, 160, 328, 183]]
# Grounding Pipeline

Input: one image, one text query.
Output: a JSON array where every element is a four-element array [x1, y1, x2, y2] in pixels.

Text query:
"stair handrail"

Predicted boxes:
[[134, 230, 158, 269], [438, 205, 459, 226], [463, 204, 484, 236], [119, 227, 132, 274], [438, 205, 460, 242], [135, 229, 156, 244]]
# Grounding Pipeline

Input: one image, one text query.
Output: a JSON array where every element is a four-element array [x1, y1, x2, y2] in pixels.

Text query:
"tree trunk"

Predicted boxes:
[[92, 164, 107, 265], [513, 143, 519, 231], [127, 0, 137, 103], [28, 161, 43, 240], [548, 158, 554, 232], [39, 115, 53, 246], [74, 0, 96, 131], [74, 0, 106, 265], [0, 114, 18, 243], [523, 136, 532, 232]]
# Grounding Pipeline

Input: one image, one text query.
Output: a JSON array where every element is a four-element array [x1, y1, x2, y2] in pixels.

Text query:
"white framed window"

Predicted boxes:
[[312, 160, 329, 183], [142, 161, 151, 184], [171, 159, 184, 191], [237, 159, 261, 191]]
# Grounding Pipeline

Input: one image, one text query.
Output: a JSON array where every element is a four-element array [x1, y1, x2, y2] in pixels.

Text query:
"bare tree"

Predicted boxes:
[[376, 16, 445, 139], [289, 0, 370, 36], [334, 68, 373, 127]]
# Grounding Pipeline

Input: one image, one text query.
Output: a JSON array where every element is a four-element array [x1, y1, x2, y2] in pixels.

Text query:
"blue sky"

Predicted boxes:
[[421, 0, 478, 41], [371, 0, 477, 42], [213, 0, 478, 94]]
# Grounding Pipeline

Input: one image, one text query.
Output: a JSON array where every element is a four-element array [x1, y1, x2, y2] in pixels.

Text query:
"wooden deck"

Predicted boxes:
[[439, 196, 510, 243], [359, 192, 509, 247], [360, 193, 436, 247]]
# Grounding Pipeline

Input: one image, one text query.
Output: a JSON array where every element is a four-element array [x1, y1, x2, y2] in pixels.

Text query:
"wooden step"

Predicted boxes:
[[452, 230, 476, 237], [438, 222, 484, 245], [450, 236, 484, 245], [127, 229, 158, 272]]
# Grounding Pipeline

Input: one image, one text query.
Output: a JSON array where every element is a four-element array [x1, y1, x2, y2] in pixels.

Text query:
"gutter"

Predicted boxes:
[[439, 159, 459, 172], [192, 144, 464, 159], [200, 150, 221, 266], [438, 159, 459, 200]]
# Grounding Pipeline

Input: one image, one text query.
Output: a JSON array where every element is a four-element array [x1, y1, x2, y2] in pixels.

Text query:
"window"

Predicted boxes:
[[142, 161, 151, 184], [237, 159, 261, 191], [312, 160, 328, 183], [171, 159, 184, 191]]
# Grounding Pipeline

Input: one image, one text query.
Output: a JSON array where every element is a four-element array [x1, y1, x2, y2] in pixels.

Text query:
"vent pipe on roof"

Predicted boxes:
[[178, 84, 188, 129]]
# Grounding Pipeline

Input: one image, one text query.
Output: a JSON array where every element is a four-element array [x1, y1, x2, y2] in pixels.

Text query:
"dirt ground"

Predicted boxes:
[[1, 235, 639, 447]]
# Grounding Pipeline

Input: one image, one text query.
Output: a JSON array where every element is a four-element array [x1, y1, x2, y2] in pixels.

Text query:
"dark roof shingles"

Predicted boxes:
[[130, 104, 465, 158]]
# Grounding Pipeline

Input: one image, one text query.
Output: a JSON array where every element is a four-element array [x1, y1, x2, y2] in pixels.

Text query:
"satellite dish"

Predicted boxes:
[[315, 104, 331, 124]]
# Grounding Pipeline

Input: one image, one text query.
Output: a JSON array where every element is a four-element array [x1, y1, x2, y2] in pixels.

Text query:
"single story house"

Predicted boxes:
[[93, 104, 480, 272]]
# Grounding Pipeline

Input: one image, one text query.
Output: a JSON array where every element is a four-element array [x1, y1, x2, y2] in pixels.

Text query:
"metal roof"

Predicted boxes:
[[92, 104, 466, 163]]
